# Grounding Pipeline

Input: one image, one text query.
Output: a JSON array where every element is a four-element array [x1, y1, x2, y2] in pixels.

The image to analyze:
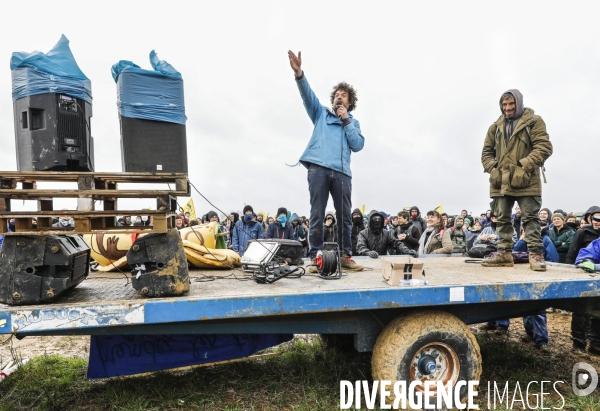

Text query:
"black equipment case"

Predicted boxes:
[[0, 235, 91, 305], [248, 239, 304, 265]]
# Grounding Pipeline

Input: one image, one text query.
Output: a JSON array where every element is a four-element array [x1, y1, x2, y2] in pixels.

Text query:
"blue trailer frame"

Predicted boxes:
[[1, 256, 598, 352]]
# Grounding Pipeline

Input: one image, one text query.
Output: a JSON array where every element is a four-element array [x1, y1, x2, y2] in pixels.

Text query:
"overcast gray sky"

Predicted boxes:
[[0, 1, 597, 218]]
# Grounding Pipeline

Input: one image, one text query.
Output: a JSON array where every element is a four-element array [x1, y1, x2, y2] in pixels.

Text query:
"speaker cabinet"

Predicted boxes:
[[13, 93, 94, 171], [119, 115, 188, 173], [0, 235, 91, 305]]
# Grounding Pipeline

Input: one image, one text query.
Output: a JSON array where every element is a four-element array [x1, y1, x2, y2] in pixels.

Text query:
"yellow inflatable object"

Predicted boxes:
[[84, 232, 144, 272], [83, 222, 235, 271], [178, 222, 219, 249], [182, 240, 241, 269]]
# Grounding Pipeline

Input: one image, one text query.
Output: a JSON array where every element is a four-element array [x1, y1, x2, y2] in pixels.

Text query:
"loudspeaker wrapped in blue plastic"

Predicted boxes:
[[10, 35, 92, 104], [112, 51, 186, 124]]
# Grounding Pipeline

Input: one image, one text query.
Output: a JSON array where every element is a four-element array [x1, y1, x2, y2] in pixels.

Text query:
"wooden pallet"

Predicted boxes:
[[0, 171, 189, 235]]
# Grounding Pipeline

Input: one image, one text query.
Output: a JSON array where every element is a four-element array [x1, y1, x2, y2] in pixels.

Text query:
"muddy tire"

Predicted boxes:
[[372, 310, 482, 410]]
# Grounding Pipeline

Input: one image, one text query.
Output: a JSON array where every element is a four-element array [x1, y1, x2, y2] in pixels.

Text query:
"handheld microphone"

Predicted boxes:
[[335, 100, 343, 118]]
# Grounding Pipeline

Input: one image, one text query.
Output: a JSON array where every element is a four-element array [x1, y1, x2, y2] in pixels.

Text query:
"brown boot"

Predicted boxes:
[[341, 255, 364, 271], [529, 253, 547, 272], [481, 250, 514, 267]]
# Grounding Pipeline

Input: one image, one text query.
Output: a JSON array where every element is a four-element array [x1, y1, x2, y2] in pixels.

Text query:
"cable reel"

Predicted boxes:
[[316, 242, 342, 279]]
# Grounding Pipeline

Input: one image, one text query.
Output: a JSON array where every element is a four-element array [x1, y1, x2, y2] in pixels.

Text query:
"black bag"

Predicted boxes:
[[467, 244, 497, 258]]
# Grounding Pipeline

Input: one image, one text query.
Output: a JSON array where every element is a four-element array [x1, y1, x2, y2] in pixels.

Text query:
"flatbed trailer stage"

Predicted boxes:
[[1, 256, 598, 403]]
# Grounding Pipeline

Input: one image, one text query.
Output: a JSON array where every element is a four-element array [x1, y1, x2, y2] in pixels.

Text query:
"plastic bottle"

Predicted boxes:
[[399, 279, 429, 287]]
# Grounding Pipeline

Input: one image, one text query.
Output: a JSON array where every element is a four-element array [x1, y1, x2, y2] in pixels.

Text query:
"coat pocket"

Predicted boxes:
[[510, 165, 531, 189], [489, 168, 502, 190]]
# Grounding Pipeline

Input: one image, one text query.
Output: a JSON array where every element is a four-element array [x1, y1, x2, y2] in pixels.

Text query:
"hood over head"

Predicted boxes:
[[231, 212, 239, 224], [500, 89, 525, 119], [206, 210, 218, 221], [351, 208, 362, 216], [368, 210, 385, 234], [585, 206, 600, 220], [409, 206, 421, 218], [325, 211, 336, 224]]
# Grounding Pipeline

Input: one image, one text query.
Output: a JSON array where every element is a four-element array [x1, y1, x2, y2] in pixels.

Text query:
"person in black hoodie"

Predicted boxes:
[[409, 206, 427, 235], [323, 211, 337, 243], [357, 210, 416, 258], [395, 210, 421, 253], [566, 206, 600, 353], [351, 208, 365, 255]]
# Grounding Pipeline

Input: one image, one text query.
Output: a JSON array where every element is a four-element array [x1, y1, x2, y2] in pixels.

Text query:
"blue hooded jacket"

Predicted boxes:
[[296, 75, 365, 177], [231, 219, 264, 256], [576, 237, 600, 265]]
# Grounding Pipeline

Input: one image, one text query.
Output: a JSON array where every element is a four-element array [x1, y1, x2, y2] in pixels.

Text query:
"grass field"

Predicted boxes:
[[2, 329, 600, 411]]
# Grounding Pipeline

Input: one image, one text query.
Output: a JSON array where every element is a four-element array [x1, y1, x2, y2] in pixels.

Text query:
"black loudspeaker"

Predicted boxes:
[[127, 229, 190, 297], [119, 115, 188, 173], [0, 235, 91, 305], [13, 93, 94, 171]]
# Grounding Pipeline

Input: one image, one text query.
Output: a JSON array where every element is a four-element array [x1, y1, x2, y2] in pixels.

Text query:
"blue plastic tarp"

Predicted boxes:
[[10, 35, 92, 104], [112, 51, 186, 124], [86, 333, 292, 378]]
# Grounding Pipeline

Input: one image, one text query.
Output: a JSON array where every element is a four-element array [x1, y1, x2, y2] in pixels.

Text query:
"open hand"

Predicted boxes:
[[288, 50, 302, 77]]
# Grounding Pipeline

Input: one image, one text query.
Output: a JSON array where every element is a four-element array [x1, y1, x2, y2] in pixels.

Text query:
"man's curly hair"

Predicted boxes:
[[330, 82, 358, 112]]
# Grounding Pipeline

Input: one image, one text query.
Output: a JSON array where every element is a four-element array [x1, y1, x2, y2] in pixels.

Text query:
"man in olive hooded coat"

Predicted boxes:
[[481, 89, 553, 271]]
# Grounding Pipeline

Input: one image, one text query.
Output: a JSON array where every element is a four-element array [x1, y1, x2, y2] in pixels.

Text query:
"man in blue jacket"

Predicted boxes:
[[232, 205, 264, 257], [288, 50, 365, 271]]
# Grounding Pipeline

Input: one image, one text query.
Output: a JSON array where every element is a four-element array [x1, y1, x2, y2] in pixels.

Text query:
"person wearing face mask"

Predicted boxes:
[[52, 210, 74, 228], [351, 208, 365, 256], [565, 213, 579, 230], [266, 207, 295, 240], [409, 206, 427, 234], [232, 205, 264, 257], [481, 89, 553, 271], [357, 210, 416, 258], [323, 212, 337, 243]]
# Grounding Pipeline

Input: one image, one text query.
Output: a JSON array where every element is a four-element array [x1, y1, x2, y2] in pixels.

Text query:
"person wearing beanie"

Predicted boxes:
[[266, 207, 295, 239], [548, 213, 574, 263], [481, 89, 553, 271], [288, 50, 364, 272], [232, 205, 264, 256]]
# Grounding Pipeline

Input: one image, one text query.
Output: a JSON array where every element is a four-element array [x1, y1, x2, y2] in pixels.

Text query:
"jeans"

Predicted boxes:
[[523, 315, 549, 345], [491, 195, 542, 253], [488, 319, 510, 328], [307, 164, 352, 258]]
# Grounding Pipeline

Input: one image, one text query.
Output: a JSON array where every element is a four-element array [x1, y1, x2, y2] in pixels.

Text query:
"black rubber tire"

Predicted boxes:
[[372, 310, 482, 410]]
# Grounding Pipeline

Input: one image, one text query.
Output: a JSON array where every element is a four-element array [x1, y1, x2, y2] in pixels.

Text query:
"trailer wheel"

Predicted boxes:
[[372, 310, 481, 410]]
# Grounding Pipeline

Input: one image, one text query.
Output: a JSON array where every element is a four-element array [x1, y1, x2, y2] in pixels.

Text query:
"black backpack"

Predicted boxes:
[[467, 244, 497, 258]]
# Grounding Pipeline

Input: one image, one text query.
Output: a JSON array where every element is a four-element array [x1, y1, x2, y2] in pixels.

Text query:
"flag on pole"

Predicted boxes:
[[183, 199, 196, 220], [360, 204, 366, 214], [434, 203, 444, 214]]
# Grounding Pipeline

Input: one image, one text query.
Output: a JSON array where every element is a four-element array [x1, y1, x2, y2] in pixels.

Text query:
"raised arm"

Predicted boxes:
[[288, 50, 322, 124]]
